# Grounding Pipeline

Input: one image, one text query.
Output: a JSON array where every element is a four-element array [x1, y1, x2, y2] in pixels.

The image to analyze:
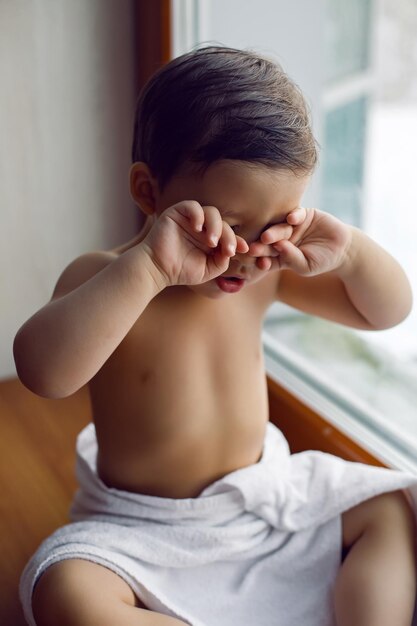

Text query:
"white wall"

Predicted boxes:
[[1, 1, 138, 379]]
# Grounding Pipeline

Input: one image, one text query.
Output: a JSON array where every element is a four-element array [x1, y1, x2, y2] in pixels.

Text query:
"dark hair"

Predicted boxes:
[[132, 45, 318, 189]]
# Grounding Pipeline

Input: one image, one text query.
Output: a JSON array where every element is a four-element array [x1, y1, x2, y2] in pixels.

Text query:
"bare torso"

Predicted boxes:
[[88, 238, 277, 499]]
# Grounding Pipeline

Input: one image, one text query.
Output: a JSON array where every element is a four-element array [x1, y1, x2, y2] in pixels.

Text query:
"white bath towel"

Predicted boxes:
[[20, 421, 417, 625]]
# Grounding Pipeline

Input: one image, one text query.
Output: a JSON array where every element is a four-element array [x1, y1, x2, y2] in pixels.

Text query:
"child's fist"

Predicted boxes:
[[248, 207, 352, 276], [142, 201, 249, 287]]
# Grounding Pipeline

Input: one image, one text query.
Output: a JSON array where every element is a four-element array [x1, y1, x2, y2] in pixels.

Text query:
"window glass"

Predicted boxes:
[[322, 97, 367, 226], [326, 0, 372, 83]]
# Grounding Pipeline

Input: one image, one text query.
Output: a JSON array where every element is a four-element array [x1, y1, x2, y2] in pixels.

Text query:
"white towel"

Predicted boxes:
[[20, 421, 417, 626]]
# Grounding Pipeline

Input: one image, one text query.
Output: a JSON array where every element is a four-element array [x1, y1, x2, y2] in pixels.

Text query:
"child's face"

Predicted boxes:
[[155, 160, 310, 299]]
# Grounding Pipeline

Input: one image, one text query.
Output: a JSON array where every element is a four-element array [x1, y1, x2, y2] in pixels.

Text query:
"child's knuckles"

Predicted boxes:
[[272, 225, 293, 241], [176, 200, 203, 214], [262, 224, 292, 243], [172, 201, 204, 224], [202, 205, 221, 221], [221, 221, 234, 236], [258, 243, 274, 257], [220, 224, 236, 254], [248, 240, 266, 253], [204, 206, 223, 231], [188, 200, 203, 208], [247, 245, 261, 257], [268, 248, 280, 257], [284, 224, 294, 238]]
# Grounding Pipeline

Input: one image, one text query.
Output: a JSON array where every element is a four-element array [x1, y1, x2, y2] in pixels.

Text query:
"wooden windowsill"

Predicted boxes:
[[267, 376, 385, 467]]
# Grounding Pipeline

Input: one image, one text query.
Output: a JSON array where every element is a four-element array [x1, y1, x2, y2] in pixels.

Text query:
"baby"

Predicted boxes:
[[14, 46, 417, 626]]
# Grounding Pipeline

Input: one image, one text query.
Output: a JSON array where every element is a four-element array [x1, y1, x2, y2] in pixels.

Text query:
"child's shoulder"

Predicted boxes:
[[50, 250, 116, 301], [51, 231, 149, 300], [51, 232, 146, 302]]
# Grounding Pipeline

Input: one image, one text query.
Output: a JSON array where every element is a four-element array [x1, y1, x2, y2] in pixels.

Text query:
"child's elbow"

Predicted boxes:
[[391, 288, 413, 328], [13, 330, 72, 399], [373, 294, 413, 331], [392, 276, 414, 326]]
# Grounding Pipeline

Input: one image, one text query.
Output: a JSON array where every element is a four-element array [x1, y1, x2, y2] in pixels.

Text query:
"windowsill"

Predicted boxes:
[[263, 304, 417, 474]]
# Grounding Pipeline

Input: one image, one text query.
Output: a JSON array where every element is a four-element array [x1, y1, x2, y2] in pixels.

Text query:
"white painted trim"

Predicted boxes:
[[195, 0, 211, 45], [171, 0, 211, 57], [171, 0, 205, 57], [171, 0, 195, 57]]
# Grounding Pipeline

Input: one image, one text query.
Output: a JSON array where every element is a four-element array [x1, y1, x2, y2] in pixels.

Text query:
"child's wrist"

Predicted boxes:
[[121, 244, 169, 294], [141, 243, 171, 292]]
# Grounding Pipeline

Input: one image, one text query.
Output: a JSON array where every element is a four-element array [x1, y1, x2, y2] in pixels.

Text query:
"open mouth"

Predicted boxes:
[[215, 276, 245, 293]]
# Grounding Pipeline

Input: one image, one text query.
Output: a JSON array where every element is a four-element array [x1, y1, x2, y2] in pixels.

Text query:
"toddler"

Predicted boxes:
[[14, 46, 417, 626]]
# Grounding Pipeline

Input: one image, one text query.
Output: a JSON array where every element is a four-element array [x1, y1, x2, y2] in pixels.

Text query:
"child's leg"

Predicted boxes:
[[334, 490, 416, 626], [32, 559, 188, 626]]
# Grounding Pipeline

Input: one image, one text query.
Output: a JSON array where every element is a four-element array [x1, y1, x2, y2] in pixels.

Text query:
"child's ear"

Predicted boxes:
[[129, 162, 159, 215]]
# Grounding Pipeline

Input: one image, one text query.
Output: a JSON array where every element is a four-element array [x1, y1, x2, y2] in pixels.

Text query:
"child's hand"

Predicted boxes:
[[248, 207, 352, 276], [142, 201, 249, 287]]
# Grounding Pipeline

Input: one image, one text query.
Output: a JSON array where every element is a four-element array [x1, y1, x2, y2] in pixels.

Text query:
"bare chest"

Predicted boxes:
[[88, 279, 275, 496]]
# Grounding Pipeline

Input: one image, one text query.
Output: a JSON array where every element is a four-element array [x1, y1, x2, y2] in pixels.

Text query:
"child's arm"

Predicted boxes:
[[13, 201, 247, 398], [250, 208, 412, 330], [13, 246, 166, 398]]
